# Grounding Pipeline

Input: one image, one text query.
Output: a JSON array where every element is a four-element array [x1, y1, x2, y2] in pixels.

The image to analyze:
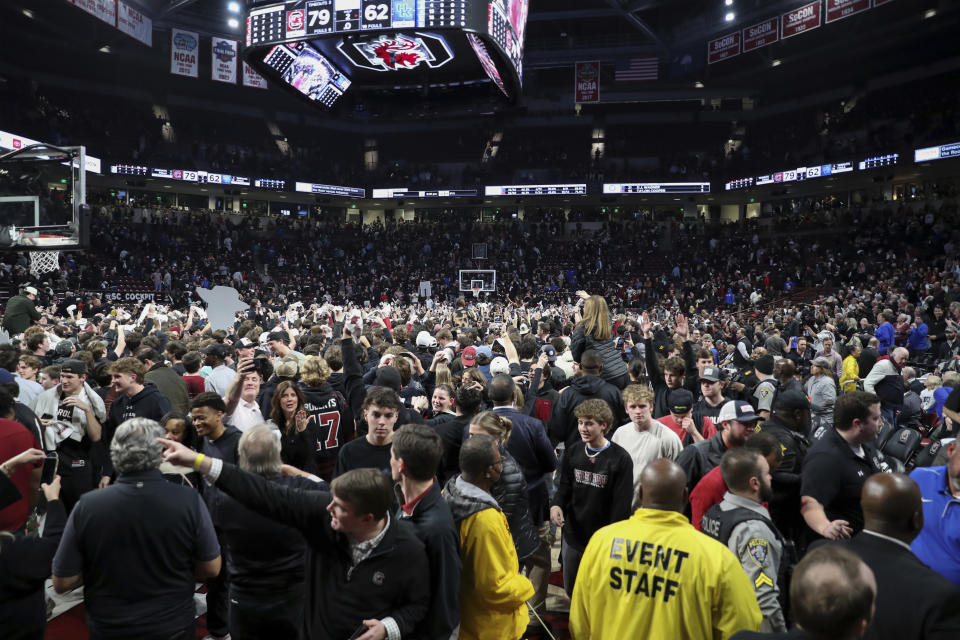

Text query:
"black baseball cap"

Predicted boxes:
[[668, 388, 694, 414], [60, 359, 87, 375], [774, 389, 811, 411]]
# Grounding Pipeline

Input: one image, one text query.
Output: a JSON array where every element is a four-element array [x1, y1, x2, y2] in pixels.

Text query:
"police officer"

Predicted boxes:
[[759, 389, 811, 542], [752, 355, 778, 420], [702, 448, 791, 633], [569, 459, 761, 639]]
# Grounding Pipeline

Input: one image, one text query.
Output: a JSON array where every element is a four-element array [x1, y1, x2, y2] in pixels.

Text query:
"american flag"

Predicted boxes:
[[614, 57, 659, 81]]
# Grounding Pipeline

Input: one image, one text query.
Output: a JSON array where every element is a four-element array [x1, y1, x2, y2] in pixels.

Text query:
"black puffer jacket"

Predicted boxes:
[[491, 447, 540, 562], [570, 324, 628, 384]]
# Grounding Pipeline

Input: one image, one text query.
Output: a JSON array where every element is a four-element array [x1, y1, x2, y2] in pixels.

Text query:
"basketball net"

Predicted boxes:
[[29, 250, 61, 277], [471, 287, 481, 298]]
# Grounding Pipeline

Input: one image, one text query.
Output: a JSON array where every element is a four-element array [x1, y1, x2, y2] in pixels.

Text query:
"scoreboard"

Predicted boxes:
[[248, 0, 479, 45], [603, 182, 710, 194], [485, 184, 586, 196], [244, 0, 528, 104]]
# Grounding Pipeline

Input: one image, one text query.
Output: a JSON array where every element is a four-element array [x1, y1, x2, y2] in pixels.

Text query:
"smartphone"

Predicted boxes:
[[41, 413, 54, 420], [41, 454, 59, 485]]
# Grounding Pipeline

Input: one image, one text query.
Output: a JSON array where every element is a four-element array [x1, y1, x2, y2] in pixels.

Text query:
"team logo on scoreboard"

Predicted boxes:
[[338, 32, 453, 72], [287, 9, 306, 37]]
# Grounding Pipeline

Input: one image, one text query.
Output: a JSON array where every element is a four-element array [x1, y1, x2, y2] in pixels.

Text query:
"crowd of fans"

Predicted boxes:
[[1, 183, 960, 638]]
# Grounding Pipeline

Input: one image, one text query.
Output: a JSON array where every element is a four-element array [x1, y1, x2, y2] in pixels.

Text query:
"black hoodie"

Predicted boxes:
[[547, 375, 626, 448], [103, 383, 172, 476]]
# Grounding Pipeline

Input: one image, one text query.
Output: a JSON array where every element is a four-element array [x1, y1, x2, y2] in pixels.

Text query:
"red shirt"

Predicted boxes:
[[401, 481, 434, 516], [0, 418, 41, 531], [183, 375, 206, 399], [690, 466, 727, 531], [659, 414, 718, 447], [690, 465, 771, 531]]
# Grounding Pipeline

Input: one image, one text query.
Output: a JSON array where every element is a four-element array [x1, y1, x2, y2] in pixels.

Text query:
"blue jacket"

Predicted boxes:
[[909, 465, 960, 589], [875, 322, 895, 355], [907, 322, 929, 351]]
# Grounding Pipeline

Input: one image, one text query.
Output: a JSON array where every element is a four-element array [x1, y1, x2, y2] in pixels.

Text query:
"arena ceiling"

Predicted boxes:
[[1, 0, 958, 114]]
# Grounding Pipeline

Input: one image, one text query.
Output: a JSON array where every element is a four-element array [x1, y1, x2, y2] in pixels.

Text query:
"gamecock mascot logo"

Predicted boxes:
[[370, 36, 425, 70], [338, 32, 453, 72]]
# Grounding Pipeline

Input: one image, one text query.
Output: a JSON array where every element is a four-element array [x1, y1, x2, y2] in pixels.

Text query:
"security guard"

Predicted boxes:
[[759, 389, 811, 543], [569, 459, 761, 639], [751, 355, 778, 420], [702, 448, 792, 633]]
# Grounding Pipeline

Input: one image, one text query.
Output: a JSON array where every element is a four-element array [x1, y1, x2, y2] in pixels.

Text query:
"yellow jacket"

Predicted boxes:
[[569, 508, 761, 640], [457, 507, 534, 640], [840, 355, 860, 393]]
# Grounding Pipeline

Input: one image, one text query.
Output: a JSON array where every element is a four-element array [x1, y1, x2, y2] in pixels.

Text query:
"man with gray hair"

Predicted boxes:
[[52, 418, 221, 640], [215, 423, 326, 639]]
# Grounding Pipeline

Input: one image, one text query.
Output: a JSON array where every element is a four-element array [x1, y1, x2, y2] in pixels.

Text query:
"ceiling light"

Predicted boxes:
[[227, 17, 240, 28], [924, 9, 936, 18], [694, 81, 704, 88], [22, 8, 34, 18], [771, 59, 782, 67], [725, 12, 735, 22], [724, 0, 733, 5], [99, 45, 111, 53], [228, 1, 241, 12]]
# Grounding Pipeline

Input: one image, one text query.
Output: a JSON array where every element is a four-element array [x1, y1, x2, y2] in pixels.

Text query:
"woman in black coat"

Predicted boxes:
[[0, 449, 66, 640]]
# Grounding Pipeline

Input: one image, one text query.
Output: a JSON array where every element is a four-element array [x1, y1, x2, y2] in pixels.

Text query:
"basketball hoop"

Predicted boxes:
[[471, 287, 482, 298], [29, 250, 60, 277]]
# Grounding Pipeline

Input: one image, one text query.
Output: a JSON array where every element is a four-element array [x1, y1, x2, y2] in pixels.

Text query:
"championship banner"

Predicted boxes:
[[68, 0, 117, 26], [742, 17, 779, 52], [574, 62, 600, 104], [117, 1, 152, 46], [170, 28, 199, 78], [782, 1, 822, 39], [707, 31, 741, 64], [211, 37, 238, 84], [825, 0, 870, 23], [242, 62, 269, 89]]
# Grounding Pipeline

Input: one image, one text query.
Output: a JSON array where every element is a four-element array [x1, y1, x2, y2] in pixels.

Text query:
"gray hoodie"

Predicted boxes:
[[444, 475, 500, 523]]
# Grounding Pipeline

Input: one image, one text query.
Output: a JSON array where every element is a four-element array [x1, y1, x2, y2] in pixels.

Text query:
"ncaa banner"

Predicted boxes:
[[117, 1, 152, 46], [68, 0, 117, 26], [242, 62, 268, 89], [575, 62, 600, 104], [211, 37, 238, 84], [170, 28, 199, 78]]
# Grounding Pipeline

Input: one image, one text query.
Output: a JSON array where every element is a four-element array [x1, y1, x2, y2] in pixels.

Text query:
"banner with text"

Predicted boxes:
[[68, 0, 116, 26], [242, 62, 269, 89], [707, 31, 741, 64], [211, 37, 238, 84], [170, 28, 199, 78], [782, 1, 822, 39], [742, 17, 779, 52], [117, 1, 152, 46], [825, 0, 870, 23], [575, 62, 600, 103]]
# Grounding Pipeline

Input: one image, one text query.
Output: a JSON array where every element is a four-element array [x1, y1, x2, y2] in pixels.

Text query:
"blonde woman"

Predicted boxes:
[[571, 291, 629, 388]]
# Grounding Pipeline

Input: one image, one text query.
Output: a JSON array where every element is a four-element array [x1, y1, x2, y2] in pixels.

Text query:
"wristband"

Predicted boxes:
[[193, 454, 206, 470]]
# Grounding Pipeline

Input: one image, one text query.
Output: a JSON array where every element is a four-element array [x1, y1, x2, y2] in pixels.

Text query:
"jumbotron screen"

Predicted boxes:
[[245, 0, 528, 101]]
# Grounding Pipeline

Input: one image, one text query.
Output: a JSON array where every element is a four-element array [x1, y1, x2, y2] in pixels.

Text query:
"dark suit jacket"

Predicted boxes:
[[845, 532, 960, 640]]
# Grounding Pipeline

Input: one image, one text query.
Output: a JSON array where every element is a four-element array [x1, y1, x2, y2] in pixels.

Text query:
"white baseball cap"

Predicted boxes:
[[24, 286, 38, 296]]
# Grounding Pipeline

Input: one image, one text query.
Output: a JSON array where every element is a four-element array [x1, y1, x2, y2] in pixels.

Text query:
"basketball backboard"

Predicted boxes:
[[458, 269, 496, 293], [0, 143, 89, 252]]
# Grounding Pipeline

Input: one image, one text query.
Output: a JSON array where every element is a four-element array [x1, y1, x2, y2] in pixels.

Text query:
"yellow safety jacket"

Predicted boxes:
[[569, 508, 761, 640]]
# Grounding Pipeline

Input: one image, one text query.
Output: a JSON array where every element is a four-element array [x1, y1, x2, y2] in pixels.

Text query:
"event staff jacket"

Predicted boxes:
[[569, 508, 761, 640], [702, 493, 790, 633], [213, 463, 430, 640]]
